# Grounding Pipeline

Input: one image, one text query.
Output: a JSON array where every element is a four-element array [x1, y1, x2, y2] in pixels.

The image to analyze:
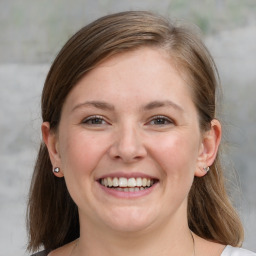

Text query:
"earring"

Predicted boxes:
[[53, 167, 60, 173], [203, 166, 210, 172]]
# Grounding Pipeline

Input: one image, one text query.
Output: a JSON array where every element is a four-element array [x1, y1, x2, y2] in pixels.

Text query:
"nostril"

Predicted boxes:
[[108, 145, 147, 163]]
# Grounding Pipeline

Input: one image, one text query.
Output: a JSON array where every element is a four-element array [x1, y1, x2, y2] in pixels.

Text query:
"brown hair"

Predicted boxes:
[[27, 11, 244, 252]]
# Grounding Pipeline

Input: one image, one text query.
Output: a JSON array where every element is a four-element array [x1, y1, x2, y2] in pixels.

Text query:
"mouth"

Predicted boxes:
[[98, 177, 158, 192]]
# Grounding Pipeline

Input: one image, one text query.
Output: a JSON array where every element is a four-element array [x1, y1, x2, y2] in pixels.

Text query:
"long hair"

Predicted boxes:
[[27, 11, 244, 252]]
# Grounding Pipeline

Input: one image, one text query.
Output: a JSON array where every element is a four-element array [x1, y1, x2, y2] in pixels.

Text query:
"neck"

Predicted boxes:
[[75, 215, 194, 256]]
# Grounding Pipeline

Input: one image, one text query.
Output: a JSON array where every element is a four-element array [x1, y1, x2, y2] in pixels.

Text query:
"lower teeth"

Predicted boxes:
[[112, 187, 149, 192]]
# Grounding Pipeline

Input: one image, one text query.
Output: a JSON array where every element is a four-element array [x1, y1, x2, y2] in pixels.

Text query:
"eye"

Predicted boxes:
[[82, 115, 107, 125], [147, 115, 173, 126]]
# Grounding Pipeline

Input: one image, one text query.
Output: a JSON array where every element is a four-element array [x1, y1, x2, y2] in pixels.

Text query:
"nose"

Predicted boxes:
[[108, 124, 147, 163]]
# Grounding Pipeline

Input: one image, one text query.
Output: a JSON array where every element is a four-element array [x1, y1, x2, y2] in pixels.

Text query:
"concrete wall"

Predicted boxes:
[[0, 1, 255, 255]]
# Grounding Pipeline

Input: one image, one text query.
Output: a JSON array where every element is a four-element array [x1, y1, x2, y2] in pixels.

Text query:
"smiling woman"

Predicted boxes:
[[27, 11, 255, 256]]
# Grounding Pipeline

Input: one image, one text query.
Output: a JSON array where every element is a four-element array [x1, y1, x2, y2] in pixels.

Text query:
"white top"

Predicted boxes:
[[32, 246, 256, 256], [222, 246, 256, 256]]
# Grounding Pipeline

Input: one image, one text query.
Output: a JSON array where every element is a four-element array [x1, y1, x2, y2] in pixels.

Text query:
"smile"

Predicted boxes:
[[99, 177, 157, 192]]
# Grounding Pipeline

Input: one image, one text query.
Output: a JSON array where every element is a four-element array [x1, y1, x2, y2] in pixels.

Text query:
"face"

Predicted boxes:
[[47, 47, 208, 234]]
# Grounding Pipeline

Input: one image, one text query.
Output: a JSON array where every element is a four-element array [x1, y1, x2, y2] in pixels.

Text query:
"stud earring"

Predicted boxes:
[[53, 167, 60, 173], [203, 166, 210, 172]]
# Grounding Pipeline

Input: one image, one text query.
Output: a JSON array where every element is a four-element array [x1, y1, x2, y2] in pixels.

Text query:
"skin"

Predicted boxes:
[[43, 47, 223, 256]]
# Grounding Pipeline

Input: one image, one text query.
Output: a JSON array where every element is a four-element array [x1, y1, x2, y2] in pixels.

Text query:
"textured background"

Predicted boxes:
[[0, 1, 255, 255]]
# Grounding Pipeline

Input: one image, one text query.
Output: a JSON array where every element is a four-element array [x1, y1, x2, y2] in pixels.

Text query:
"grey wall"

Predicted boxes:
[[0, 1, 255, 255]]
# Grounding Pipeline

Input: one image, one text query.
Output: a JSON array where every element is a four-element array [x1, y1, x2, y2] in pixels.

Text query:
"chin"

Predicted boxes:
[[101, 206, 158, 233]]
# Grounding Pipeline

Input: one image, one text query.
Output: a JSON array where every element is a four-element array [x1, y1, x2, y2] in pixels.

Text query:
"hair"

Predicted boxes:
[[27, 11, 244, 252]]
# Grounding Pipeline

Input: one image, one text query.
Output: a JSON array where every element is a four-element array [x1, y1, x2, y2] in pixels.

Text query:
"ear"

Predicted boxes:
[[195, 119, 222, 177], [41, 122, 64, 178]]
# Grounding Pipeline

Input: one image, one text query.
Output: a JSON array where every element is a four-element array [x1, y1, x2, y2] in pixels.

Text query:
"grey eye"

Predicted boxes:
[[149, 116, 172, 125], [83, 116, 106, 125]]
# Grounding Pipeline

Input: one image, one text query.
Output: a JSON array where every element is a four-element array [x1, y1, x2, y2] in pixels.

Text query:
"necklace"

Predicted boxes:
[[69, 231, 195, 256], [191, 230, 196, 256], [69, 239, 78, 256]]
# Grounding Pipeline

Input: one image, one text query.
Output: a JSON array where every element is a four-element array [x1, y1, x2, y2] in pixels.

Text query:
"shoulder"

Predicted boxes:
[[46, 240, 77, 256], [30, 239, 77, 256], [31, 250, 48, 256], [221, 246, 256, 256]]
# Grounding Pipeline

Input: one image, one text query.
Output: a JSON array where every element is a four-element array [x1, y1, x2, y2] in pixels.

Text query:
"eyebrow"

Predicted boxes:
[[71, 101, 115, 112], [71, 100, 184, 113], [142, 100, 184, 112]]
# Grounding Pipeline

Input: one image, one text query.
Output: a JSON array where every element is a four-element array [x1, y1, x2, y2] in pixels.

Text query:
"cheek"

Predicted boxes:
[[58, 129, 108, 177], [58, 130, 111, 206], [150, 131, 200, 177]]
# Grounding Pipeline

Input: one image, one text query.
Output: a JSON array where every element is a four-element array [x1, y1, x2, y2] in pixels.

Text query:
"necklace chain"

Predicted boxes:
[[69, 231, 195, 256], [191, 230, 196, 256], [69, 239, 78, 256]]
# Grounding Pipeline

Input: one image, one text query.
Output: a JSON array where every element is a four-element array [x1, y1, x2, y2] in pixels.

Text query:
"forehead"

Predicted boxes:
[[63, 47, 195, 112]]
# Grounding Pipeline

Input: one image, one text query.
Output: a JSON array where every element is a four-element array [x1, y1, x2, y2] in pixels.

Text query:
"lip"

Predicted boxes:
[[97, 181, 158, 199]]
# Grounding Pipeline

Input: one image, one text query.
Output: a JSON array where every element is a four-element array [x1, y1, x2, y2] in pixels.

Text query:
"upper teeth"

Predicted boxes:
[[100, 177, 154, 188]]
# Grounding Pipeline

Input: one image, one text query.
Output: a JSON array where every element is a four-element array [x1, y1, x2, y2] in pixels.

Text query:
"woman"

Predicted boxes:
[[27, 11, 255, 256]]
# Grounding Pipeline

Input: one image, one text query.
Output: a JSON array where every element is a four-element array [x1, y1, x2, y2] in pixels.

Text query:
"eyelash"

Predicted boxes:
[[81, 115, 174, 126], [147, 115, 174, 126], [82, 115, 107, 125]]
